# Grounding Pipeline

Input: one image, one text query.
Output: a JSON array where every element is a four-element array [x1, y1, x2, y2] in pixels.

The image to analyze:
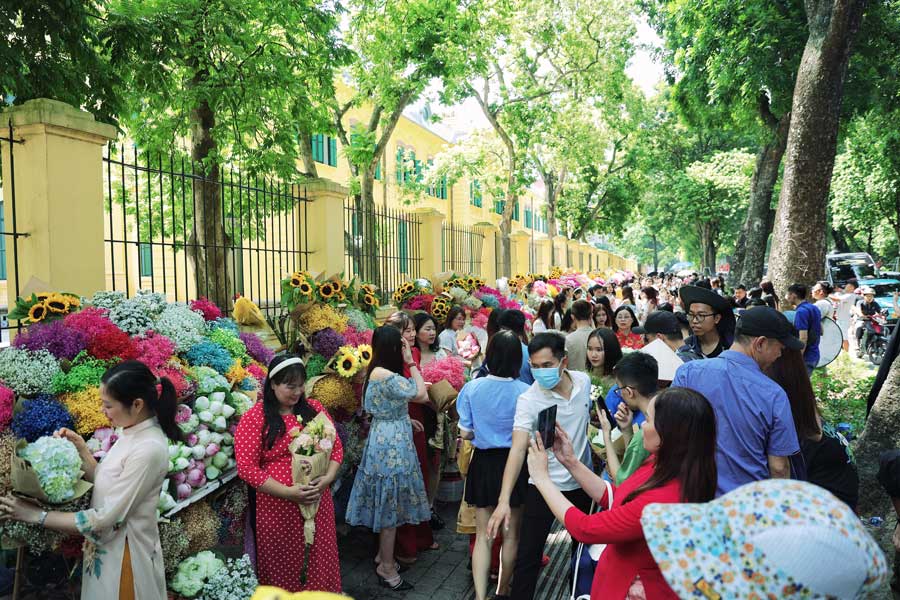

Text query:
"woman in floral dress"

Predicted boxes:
[[235, 354, 343, 592], [346, 326, 431, 591]]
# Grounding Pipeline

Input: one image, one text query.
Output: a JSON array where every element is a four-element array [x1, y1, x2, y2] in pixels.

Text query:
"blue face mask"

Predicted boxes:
[[533, 366, 562, 390]]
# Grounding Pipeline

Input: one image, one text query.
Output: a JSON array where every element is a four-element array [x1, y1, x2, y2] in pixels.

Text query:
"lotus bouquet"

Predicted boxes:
[[289, 412, 336, 584], [14, 436, 91, 504]]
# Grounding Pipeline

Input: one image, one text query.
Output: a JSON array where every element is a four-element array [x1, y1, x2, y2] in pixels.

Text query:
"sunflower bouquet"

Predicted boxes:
[[9, 292, 81, 325], [429, 293, 453, 323]]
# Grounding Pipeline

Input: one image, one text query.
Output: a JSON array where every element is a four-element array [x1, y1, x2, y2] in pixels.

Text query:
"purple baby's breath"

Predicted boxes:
[[239, 332, 274, 365], [13, 321, 87, 360]]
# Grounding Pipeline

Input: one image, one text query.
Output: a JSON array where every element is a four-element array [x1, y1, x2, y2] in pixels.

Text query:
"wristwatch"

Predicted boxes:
[[38, 510, 48, 527]]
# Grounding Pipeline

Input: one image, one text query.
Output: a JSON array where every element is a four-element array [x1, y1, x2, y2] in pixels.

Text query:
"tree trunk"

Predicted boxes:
[[857, 356, 900, 517], [356, 172, 381, 289], [189, 96, 233, 312], [698, 221, 718, 275], [768, 0, 867, 298], [733, 110, 791, 286], [299, 133, 318, 178], [546, 175, 557, 266], [652, 234, 659, 273]]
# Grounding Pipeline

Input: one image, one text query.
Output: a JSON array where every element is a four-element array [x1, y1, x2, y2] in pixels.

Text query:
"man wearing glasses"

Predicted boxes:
[[677, 284, 736, 361]]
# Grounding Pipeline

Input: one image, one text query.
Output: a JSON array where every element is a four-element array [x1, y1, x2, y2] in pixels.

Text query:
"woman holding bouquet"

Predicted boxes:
[[0, 360, 179, 600], [346, 326, 432, 591], [235, 354, 343, 592]]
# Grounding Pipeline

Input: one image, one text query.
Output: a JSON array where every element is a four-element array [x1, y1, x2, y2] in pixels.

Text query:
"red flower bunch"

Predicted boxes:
[[499, 297, 522, 310], [133, 331, 177, 370], [189, 297, 222, 321], [420, 355, 466, 391], [471, 308, 491, 330], [342, 325, 373, 348], [404, 294, 435, 312], [64, 308, 136, 361], [157, 364, 192, 399]]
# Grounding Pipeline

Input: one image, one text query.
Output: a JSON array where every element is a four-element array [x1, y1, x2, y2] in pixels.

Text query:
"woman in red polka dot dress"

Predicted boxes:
[[235, 355, 343, 592]]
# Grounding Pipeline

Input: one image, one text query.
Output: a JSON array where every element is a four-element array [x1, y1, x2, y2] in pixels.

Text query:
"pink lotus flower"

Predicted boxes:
[[317, 438, 333, 453]]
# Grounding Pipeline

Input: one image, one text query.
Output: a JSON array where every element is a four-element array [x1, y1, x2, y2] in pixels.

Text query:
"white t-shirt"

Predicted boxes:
[[815, 299, 834, 320], [513, 370, 592, 491], [833, 293, 857, 325], [438, 329, 459, 355], [532, 318, 548, 334]]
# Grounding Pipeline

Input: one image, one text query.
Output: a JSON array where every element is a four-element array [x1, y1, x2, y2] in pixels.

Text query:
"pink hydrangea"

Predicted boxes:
[[0, 384, 14, 429], [471, 310, 489, 330], [499, 297, 522, 310], [532, 281, 548, 297], [189, 297, 222, 321], [420, 355, 466, 391]]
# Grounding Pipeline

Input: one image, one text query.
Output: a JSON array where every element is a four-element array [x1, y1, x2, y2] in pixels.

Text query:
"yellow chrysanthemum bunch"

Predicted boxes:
[[297, 304, 347, 335], [226, 359, 251, 385], [252, 588, 350, 600], [311, 375, 357, 413], [59, 387, 110, 436]]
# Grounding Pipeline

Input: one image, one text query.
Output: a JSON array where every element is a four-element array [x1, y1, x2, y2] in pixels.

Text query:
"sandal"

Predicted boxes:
[[376, 565, 413, 591], [430, 510, 445, 531]]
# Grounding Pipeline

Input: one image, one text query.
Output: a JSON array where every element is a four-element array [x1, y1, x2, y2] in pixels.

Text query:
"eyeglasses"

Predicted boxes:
[[613, 385, 634, 399], [686, 312, 716, 322]]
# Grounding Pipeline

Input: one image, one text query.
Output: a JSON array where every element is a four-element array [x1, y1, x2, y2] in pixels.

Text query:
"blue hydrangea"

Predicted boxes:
[[12, 396, 76, 442], [206, 318, 239, 334], [479, 293, 500, 309]]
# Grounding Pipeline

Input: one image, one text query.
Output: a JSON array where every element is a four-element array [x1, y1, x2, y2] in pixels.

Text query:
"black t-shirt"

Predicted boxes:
[[860, 300, 882, 316], [802, 423, 859, 509], [734, 296, 749, 309]]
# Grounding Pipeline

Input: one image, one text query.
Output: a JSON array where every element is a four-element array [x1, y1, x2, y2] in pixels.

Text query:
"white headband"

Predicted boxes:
[[268, 357, 305, 379]]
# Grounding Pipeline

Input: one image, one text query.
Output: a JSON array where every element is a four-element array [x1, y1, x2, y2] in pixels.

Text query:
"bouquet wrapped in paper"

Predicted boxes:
[[289, 411, 336, 584]]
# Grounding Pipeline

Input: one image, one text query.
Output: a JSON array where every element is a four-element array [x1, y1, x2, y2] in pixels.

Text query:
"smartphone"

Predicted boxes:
[[537, 405, 557, 448]]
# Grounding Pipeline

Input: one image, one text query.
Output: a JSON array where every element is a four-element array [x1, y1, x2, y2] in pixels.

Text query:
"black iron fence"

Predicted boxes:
[[344, 198, 422, 303], [103, 145, 310, 317], [442, 222, 484, 276], [0, 122, 27, 343]]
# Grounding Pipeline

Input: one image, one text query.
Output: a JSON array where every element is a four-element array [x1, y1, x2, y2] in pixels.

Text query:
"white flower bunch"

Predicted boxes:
[[0, 348, 61, 396], [154, 303, 206, 352], [197, 554, 258, 600]]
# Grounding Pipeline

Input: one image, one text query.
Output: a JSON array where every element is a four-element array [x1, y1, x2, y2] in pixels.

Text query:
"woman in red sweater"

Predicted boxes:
[[526, 387, 717, 599]]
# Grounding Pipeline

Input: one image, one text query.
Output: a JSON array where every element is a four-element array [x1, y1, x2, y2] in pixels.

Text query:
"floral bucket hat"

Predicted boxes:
[[640, 480, 889, 599]]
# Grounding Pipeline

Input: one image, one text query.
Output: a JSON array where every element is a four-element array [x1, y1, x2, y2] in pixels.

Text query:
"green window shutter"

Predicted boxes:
[[495, 200, 504, 215], [513, 202, 520, 221], [139, 242, 153, 277], [440, 176, 447, 199], [327, 137, 338, 167], [525, 208, 533, 228], [399, 221, 409, 273], [0, 201, 6, 280], [396, 147, 404, 182], [311, 134, 325, 163]]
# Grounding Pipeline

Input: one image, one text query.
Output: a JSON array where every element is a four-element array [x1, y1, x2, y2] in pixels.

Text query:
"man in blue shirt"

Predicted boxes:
[[787, 283, 822, 375], [672, 307, 802, 496]]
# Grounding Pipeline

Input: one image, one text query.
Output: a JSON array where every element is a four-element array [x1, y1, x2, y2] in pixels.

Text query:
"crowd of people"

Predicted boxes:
[[0, 273, 891, 599], [337, 273, 887, 598]]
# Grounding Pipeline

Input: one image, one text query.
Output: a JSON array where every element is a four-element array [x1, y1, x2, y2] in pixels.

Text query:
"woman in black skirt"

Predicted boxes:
[[456, 331, 531, 600]]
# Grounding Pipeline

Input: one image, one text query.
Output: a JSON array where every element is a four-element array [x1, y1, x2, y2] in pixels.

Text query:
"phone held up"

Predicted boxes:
[[536, 405, 557, 449]]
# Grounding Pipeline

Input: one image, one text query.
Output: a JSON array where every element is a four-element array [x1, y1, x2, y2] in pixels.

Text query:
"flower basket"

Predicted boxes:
[[289, 411, 336, 585], [11, 439, 92, 505]]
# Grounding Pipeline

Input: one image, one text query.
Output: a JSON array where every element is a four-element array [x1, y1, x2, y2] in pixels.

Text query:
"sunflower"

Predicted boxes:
[[364, 294, 378, 307], [66, 295, 81, 308], [330, 279, 343, 293], [28, 302, 48, 322], [318, 282, 336, 300], [337, 291, 346, 302], [335, 347, 361, 378], [361, 284, 377, 296], [298, 281, 314, 296], [35, 292, 51, 301], [289, 275, 304, 288], [398, 281, 415, 295], [357, 344, 372, 366], [45, 293, 70, 313]]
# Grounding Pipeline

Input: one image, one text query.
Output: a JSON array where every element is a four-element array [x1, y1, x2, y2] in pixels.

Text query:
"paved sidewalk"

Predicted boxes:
[[339, 500, 573, 600]]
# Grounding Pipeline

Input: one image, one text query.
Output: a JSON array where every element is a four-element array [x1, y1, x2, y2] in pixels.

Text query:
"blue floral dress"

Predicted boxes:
[[346, 373, 431, 531]]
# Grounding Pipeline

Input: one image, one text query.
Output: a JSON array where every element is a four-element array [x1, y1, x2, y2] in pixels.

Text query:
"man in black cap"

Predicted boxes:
[[678, 285, 736, 360], [633, 311, 690, 382], [673, 307, 803, 496]]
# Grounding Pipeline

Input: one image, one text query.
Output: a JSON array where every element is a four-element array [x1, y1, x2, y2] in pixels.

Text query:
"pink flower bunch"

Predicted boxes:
[[499, 296, 522, 310], [342, 325, 373, 348], [175, 404, 193, 424], [404, 294, 435, 312], [189, 297, 222, 321], [476, 286, 502, 300], [157, 365, 192, 399], [471, 309, 490, 330], [532, 280, 548, 297], [420, 355, 466, 391], [89, 427, 119, 459], [0, 384, 14, 429], [133, 331, 177, 370]]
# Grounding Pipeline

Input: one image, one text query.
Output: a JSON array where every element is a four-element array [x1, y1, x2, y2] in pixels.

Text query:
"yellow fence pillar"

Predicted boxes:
[[303, 179, 349, 278], [476, 224, 497, 284], [552, 235, 568, 269], [535, 238, 551, 274], [0, 99, 115, 308], [414, 208, 445, 281], [510, 231, 530, 276]]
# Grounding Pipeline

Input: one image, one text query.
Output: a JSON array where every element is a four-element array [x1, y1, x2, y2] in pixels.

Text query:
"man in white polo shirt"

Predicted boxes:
[[487, 332, 593, 600]]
